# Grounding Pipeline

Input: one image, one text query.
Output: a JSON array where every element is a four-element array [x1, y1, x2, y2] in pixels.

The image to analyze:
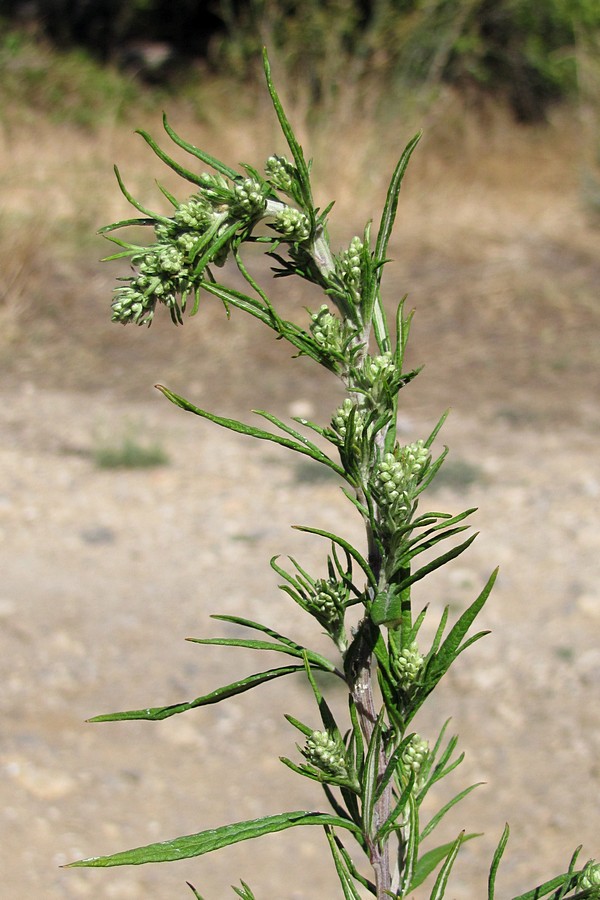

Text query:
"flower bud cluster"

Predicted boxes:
[[111, 241, 194, 326], [232, 178, 269, 217], [329, 398, 366, 447], [272, 207, 311, 242], [402, 735, 429, 777], [353, 351, 400, 411], [391, 641, 424, 691], [336, 236, 364, 305], [580, 862, 600, 894], [373, 440, 429, 523], [310, 577, 347, 628], [111, 171, 273, 326], [310, 305, 345, 352], [302, 730, 348, 779], [265, 154, 296, 194]]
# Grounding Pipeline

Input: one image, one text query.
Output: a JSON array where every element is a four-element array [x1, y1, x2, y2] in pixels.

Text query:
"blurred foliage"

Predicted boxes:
[[0, 0, 599, 120], [0, 23, 142, 126]]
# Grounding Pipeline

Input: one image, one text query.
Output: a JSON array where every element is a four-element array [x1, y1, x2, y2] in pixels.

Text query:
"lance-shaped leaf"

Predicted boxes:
[[398, 794, 420, 897], [162, 113, 240, 181], [428, 831, 467, 900], [409, 833, 480, 893], [324, 826, 367, 900], [87, 665, 304, 723], [188, 615, 338, 675], [232, 880, 257, 900], [420, 782, 484, 841], [292, 524, 376, 589], [424, 568, 498, 686], [155, 386, 345, 477], [263, 49, 313, 216], [360, 712, 385, 839], [509, 873, 584, 900], [67, 810, 362, 868], [488, 824, 510, 900], [364, 131, 422, 350], [391, 533, 478, 591]]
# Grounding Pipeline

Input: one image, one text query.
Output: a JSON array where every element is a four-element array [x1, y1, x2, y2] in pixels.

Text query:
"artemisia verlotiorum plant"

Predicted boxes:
[[68, 52, 599, 900]]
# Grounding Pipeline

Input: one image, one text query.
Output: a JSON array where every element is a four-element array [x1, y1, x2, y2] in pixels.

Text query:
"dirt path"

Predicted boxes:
[[1, 344, 598, 898]]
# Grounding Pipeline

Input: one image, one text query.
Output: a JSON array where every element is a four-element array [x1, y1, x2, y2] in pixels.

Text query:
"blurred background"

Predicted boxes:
[[0, 3, 599, 899]]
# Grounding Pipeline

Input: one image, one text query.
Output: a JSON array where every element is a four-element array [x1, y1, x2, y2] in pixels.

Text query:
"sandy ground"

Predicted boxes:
[[1, 111, 599, 898]]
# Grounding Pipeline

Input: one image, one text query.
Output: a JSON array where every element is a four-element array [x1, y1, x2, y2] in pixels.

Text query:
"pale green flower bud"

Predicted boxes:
[[402, 735, 429, 776], [580, 861, 600, 894], [232, 178, 267, 216], [373, 441, 429, 521], [303, 730, 348, 779], [158, 245, 185, 275], [365, 352, 395, 382], [310, 305, 341, 348], [265, 154, 296, 193], [336, 236, 364, 304], [311, 578, 346, 627], [374, 452, 411, 517], [401, 440, 429, 479], [272, 206, 311, 242], [393, 642, 424, 690], [174, 195, 212, 230], [330, 398, 365, 444], [111, 285, 156, 327], [176, 231, 198, 253], [198, 172, 230, 206]]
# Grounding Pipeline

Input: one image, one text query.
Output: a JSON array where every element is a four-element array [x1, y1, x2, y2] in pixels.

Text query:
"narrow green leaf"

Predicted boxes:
[[87, 666, 304, 722], [113, 165, 174, 225], [374, 132, 422, 272], [509, 872, 582, 900], [427, 568, 498, 683], [488, 824, 510, 900], [136, 128, 207, 186], [410, 833, 480, 893], [279, 756, 354, 790], [192, 617, 339, 675], [393, 533, 478, 591], [187, 635, 338, 675], [302, 650, 340, 738], [67, 810, 361, 868], [420, 783, 484, 840], [361, 712, 384, 838], [155, 386, 344, 476], [253, 409, 345, 474], [428, 831, 465, 900], [324, 826, 365, 900], [232, 879, 257, 900], [186, 882, 205, 899], [399, 794, 420, 896], [375, 770, 416, 844], [292, 525, 376, 588], [99, 217, 155, 233], [424, 410, 450, 450], [263, 50, 313, 213], [162, 114, 239, 180], [190, 220, 240, 278]]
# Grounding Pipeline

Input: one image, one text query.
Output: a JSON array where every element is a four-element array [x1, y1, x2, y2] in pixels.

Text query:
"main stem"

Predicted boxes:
[[348, 520, 394, 898], [308, 227, 396, 896]]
